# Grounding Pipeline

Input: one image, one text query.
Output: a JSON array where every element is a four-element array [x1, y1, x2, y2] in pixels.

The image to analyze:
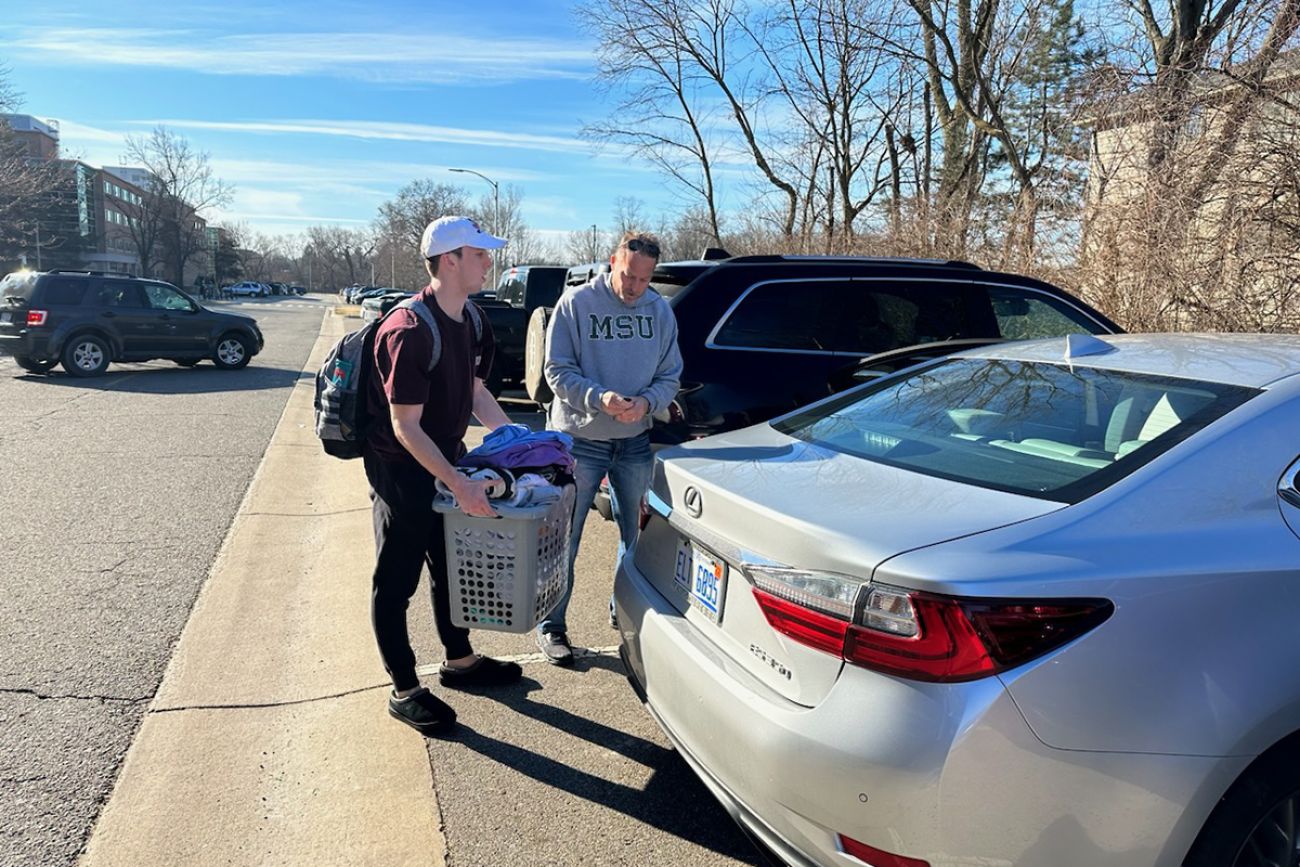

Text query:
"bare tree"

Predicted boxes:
[[582, 0, 799, 238], [0, 64, 75, 270], [469, 184, 549, 266], [374, 180, 467, 287], [301, 226, 377, 289], [123, 126, 232, 286]]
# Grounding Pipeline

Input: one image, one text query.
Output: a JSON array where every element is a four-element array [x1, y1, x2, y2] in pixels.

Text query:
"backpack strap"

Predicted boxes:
[[393, 296, 483, 373]]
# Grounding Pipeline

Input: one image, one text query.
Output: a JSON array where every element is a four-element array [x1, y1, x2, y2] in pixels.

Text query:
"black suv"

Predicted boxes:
[[528, 255, 1121, 445], [0, 269, 264, 376]]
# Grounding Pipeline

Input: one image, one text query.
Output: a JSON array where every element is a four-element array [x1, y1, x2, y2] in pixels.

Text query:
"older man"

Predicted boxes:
[[538, 231, 682, 665]]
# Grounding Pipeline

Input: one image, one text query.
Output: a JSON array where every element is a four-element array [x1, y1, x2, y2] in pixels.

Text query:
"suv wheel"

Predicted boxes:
[[62, 334, 110, 377], [14, 355, 58, 374], [213, 333, 252, 369]]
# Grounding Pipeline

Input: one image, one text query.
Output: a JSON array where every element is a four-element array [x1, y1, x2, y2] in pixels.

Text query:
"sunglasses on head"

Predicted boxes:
[[624, 238, 660, 258]]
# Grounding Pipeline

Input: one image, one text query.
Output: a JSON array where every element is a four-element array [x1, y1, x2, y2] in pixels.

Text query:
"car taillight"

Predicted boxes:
[[746, 566, 859, 655], [638, 495, 652, 531], [837, 834, 930, 867], [27, 309, 47, 326], [745, 568, 1112, 683]]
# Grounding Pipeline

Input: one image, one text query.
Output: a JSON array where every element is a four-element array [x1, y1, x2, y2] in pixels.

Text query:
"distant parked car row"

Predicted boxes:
[[225, 281, 306, 298]]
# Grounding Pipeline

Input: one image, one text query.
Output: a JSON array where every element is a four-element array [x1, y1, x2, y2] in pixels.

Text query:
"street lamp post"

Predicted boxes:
[[449, 167, 500, 288]]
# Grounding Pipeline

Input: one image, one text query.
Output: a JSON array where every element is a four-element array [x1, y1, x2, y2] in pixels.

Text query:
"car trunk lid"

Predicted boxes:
[[631, 423, 1063, 705]]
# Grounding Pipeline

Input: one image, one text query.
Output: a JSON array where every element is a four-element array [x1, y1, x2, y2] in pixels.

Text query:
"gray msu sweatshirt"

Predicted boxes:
[[544, 272, 683, 440]]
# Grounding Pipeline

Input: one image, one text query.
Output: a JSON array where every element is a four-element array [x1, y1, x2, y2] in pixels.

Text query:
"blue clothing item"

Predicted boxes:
[[468, 423, 573, 457], [460, 424, 576, 473], [538, 432, 653, 636]]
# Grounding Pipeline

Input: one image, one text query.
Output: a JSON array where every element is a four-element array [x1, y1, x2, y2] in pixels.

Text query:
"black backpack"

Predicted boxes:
[[314, 297, 483, 459]]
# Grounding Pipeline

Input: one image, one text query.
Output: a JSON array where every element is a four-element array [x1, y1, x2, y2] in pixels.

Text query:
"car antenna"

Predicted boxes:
[[1063, 333, 1116, 360]]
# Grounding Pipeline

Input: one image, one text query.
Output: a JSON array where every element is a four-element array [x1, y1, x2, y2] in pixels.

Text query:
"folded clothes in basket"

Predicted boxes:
[[507, 473, 563, 508], [433, 467, 515, 508], [461, 424, 576, 473]]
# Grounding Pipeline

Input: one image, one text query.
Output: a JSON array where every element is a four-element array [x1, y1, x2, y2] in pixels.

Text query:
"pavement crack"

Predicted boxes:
[[151, 682, 389, 714], [0, 687, 151, 704]]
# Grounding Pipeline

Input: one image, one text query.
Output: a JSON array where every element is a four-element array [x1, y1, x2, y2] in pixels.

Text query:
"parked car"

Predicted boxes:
[[525, 255, 1121, 445], [474, 264, 567, 392], [617, 332, 1300, 867], [0, 269, 264, 376], [543, 254, 1122, 520], [227, 281, 267, 298], [359, 289, 412, 324]]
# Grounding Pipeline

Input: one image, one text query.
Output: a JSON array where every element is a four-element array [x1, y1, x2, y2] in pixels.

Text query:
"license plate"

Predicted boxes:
[[674, 538, 727, 623]]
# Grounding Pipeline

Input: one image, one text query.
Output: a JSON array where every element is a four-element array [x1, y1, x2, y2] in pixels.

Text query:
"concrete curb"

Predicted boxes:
[[78, 312, 446, 867]]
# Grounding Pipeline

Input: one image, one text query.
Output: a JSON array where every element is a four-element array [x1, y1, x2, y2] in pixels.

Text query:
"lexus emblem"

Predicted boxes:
[[683, 486, 703, 518]]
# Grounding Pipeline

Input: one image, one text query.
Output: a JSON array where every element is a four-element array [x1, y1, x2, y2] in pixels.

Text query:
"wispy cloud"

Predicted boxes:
[[132, 118, 592, 156], [10, 27, 592, 84]]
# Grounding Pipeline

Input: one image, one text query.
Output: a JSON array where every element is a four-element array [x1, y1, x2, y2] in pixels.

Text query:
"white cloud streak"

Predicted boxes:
[[133, 117, 591, 155], [11, 27, 593, 84]]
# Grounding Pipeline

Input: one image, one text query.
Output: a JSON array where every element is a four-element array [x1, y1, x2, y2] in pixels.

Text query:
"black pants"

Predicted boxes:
[[364, 450, 473, 692]]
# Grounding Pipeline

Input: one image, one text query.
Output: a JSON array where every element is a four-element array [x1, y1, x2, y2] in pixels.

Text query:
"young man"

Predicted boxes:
[[538, 231, 683, 665], [365, 215, 522, 736]]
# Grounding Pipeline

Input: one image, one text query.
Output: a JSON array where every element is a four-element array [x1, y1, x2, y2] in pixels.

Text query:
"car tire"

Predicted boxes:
[[61, 334, 111, 377], [594, 490, 614, 522], [1183, 741, 1300, 867], [13, 355, 58, 374], [524, 306, 555, 407], [212, 332, 252, 369]]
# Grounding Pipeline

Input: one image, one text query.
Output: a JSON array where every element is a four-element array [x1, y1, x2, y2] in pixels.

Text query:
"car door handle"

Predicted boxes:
[[100, 311, 116, 318]]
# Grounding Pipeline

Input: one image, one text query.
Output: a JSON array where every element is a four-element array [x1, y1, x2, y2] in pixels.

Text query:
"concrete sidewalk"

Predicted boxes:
[[79, 311, 444, 866]]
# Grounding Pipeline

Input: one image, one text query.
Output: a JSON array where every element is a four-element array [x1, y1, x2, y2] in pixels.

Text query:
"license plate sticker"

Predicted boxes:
[[675, 538, 727, 623]]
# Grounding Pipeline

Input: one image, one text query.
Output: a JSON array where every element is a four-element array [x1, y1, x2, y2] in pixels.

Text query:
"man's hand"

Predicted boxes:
[[615, 396, 650, 424], [600, 390, 634, 417], [449, 476, 497, 518]]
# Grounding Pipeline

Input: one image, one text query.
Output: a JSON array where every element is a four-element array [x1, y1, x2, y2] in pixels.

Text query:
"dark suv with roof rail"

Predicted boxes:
[[526, 254, 1122, 445], [0, 269, 264, 376]]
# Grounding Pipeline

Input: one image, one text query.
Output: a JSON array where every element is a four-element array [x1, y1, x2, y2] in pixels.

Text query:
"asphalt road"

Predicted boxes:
[[0, 293, 328, 866]]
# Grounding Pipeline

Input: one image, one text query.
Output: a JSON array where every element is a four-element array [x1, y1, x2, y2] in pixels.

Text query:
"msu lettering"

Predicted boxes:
[[587, 313, 656, 341]]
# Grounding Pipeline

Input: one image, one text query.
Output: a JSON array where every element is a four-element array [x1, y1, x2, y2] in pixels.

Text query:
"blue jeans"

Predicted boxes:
[[539, 432, 653, 636]]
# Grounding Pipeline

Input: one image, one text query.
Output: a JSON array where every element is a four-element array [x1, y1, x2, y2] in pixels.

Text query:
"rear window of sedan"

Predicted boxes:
[[0, 271, 39, 302], [774, 358, 1258, 503]]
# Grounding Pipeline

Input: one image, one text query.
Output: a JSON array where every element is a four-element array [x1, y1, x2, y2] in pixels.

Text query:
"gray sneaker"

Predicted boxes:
[[537, 631, 575, 667]]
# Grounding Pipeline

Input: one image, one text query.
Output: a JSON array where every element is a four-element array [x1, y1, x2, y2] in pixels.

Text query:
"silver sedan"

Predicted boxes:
[[615, 333, 1300, 867]]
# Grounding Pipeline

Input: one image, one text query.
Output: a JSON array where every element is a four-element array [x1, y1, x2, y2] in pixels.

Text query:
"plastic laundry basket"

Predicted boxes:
[[435, 485, 574, 633]]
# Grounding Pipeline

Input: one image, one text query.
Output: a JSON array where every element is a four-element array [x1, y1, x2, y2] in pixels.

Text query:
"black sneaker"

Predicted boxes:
[[388, 687, 456, 736], [537, 631, 575, 667], [438, 656, 524, 689]]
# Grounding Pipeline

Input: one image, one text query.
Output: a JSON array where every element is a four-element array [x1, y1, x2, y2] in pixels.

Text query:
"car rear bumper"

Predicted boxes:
[[614, 552, 1227, 867], [0, 329, 50, 358]]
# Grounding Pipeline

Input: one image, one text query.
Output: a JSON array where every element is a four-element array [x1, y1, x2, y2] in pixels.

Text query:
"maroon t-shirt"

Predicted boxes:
[[365, 289, 495, 465]]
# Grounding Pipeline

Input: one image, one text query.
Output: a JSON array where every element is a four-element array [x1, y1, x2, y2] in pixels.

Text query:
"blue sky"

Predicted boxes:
[[1, 0, 684, 249]]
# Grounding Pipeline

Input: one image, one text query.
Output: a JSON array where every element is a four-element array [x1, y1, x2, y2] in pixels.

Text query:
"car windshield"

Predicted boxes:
[[773, 357, 1258, 503]]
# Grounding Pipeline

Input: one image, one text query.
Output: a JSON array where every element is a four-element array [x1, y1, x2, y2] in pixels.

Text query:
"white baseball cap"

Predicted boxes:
[[421, 216, 507, 258]]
